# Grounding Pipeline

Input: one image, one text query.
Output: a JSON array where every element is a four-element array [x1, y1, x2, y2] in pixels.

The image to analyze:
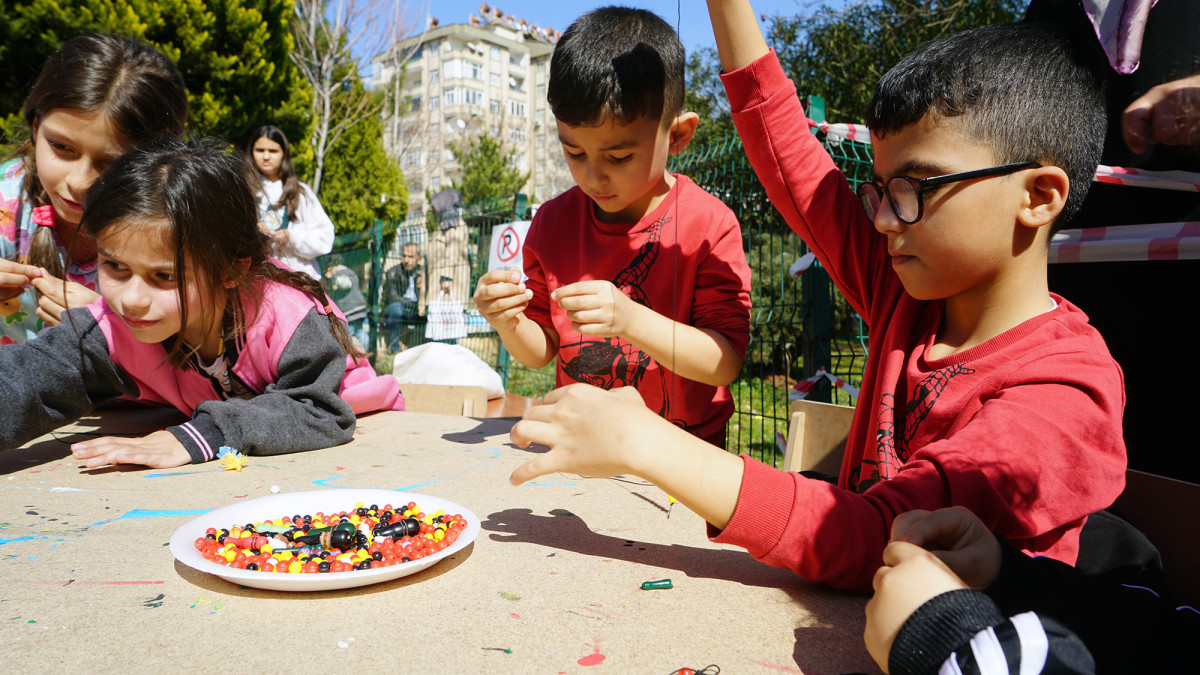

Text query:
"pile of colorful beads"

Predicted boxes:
[[192, 501, 468, 573]]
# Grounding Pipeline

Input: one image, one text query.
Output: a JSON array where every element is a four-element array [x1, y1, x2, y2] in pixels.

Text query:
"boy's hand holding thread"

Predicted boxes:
[[553, 280, 635, 338], [889, 507, 1002, 590], [30, 270, 100, 325], [71, 430, 191, 469], [473, 268, 533, 331]]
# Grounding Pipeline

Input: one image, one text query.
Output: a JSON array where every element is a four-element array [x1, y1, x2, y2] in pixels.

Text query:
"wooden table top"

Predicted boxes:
[[0, 408, 878, 674]]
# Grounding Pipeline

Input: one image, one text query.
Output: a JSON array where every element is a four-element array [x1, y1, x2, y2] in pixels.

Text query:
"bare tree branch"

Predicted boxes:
[[291, 0, 423, 194]]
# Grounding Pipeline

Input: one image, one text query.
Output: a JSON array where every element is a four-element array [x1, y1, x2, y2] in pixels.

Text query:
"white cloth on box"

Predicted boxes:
[[391, 342, 504, 400]]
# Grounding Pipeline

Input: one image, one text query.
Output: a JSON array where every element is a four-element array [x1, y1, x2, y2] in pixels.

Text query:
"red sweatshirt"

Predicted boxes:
[[711, 51, 1127, 591], [523, 176, 752, 447]]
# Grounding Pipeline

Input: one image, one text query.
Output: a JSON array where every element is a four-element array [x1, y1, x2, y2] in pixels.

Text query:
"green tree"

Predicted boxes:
[[449, 134, 529, 205], [766, 0, 1024, 123], [0, 0, 309, 157], [318, 88, 409, 232], [683, 46, 735, 150]]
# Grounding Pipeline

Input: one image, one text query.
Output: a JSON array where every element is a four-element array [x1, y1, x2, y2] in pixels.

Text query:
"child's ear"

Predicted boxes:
[[222, 257, 252, 289], [669, 112, 701, 154], [1018, 165, 1069, 231]]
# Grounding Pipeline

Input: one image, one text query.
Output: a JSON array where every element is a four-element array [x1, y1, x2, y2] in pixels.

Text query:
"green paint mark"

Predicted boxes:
[[499, 591, 520, 601]]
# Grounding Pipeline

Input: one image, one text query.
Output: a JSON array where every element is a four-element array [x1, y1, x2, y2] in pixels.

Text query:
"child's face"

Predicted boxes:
[[96, 222, 223, 355], [557, 115, 674, 224], [868, 116, 1035, 302], [252, 137, 284, 181], [33, 109, 127, 227]]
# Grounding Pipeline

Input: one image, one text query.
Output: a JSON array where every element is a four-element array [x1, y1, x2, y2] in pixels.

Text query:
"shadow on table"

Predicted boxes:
[[482, 507, 880, 673], [173, 541, 478, 599], [441, 417, 530, 448], [483, 507, 796, 589]]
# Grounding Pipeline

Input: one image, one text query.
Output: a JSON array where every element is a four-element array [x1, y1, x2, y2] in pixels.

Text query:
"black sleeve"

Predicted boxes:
[[986, 537, 1200, 673], [890, 589, 1095, 675], [0, 307, 138, 450], [169, 307, 356, 463]]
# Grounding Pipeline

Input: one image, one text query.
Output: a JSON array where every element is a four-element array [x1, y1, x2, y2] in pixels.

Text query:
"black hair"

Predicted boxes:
[[865, 22, 1106, 232], [80, 138, 360, 368], [547, 6, 685, 128], [17, 33, 188, 276], [247, 125, 301, 215]]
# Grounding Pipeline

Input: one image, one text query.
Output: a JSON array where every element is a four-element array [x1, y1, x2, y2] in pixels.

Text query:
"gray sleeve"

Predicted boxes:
[[0, 307, 138, 450], [175, 307, 356, 462]]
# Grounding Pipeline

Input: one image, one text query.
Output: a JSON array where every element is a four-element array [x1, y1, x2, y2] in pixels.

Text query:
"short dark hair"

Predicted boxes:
[[548, 6, 685, 128], [865, 22, 1106, 231]]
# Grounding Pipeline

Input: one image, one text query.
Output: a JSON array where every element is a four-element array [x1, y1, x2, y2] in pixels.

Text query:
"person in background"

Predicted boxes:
[[247, 125, 334, 280], [322, 256, 369, 351], [381, 241, 426, 351], [1, 33, 188, 344]]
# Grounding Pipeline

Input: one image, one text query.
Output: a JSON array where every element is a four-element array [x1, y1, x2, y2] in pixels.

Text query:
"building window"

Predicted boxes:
[[490, 98, 501, 113], [536, 84, 546, 101], [510, 53, 524, 68], [536, 134, 544, 147], [410, 96, 421, 112], [510, 126, 527, 145], [490, 72, 501, 87], [490, 45, 502, 61], [445, 87, 483, 107], [402, 149, 423, 168], [432, 175, 442, 190], [508, 100, 526, 118], [431, 95, 439, 110], [536, 108, 545, 124], [430, 68, 439, 83], [490, 124, 501, 137], [443, 59, 482, 81], [509, 76, 524, 93]]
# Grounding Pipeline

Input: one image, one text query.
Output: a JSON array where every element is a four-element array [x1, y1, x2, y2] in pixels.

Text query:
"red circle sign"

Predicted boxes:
[[497, 225, 521, 262]]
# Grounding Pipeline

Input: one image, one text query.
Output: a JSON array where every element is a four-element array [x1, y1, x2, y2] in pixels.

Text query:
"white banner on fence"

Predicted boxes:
[[486, 220, 532, 275]]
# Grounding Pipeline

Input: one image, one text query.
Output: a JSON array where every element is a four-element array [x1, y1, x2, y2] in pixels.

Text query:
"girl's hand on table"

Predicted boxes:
[[71, 430, 191, 469]]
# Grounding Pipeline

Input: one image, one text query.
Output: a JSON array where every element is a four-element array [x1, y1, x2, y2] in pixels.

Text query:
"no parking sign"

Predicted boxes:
[[486, 220, 532, 273]]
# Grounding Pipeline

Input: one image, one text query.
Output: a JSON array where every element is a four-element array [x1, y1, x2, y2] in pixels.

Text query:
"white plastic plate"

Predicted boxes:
[[169, 489, 479, 591]]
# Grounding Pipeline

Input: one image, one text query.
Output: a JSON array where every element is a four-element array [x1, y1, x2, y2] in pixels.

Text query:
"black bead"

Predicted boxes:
[[371, 551, 383, 560], [401, 556, 411, 563], [318, 561, 331, 573], [245, 563, 259, 571]]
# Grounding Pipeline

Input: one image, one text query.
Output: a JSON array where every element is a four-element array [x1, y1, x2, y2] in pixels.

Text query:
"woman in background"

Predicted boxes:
[[247, 125, 333, 280]]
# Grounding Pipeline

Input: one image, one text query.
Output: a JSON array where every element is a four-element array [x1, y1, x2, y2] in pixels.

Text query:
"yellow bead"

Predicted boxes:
[[433, 529, 444, 541], [288, 560, 303, 573]]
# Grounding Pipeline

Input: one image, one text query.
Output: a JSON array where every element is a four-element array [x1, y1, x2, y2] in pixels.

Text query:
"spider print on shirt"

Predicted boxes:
[[850, 363, 976, 492], [558, 211, 684, 427]]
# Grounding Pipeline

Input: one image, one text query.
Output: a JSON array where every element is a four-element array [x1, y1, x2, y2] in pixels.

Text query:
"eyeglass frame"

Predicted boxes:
[[856, 161, 1043, 224]]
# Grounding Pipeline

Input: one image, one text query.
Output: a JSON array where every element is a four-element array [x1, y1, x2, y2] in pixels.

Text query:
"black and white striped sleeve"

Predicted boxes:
[[889, 589, 1095, 675]]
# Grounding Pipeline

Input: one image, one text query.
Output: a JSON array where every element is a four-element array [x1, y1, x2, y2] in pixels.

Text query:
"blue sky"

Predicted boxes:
[[409, 0, 817, 53]]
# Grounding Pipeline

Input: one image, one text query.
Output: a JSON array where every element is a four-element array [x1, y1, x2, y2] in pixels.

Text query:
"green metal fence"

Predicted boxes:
[[319, 107, 874, 467]]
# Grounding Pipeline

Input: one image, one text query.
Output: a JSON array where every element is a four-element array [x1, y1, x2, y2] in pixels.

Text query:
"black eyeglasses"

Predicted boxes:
[[856, 161, 1042, 224]]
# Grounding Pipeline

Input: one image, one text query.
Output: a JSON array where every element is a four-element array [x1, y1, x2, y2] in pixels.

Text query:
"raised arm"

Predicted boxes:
[[706, 0, 770, 72]]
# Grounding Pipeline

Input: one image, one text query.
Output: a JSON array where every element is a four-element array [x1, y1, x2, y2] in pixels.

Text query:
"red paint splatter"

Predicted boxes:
[[577, 651, 606, 667], [334, 466, 346, 471], [233, 494, 249, 499], [509, 613, 521, 619]]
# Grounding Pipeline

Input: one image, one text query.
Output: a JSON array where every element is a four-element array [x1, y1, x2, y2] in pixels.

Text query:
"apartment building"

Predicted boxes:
[[373, 6, 573, 215]]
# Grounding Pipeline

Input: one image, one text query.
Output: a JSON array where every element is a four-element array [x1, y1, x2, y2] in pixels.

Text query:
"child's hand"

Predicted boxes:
[[1123, 73, 1200, 154], [509, 384, 653, 485], [0, 259, 41, 301], [473, 268, 532, 331], [30, 271, 100, 325], [889, 507, 1002, 589], [71, 430, 191, 469], [864, 540, 971, 673], [552, 280, 633, 338]]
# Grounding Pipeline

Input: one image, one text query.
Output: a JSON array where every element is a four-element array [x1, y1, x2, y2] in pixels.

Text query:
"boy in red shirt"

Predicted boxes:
[[507, 1, 1126, 593], [474, 7, 752, 447]]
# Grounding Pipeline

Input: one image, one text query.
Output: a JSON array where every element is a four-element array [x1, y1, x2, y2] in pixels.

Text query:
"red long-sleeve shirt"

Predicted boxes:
[[710, 51, 1127, 591]]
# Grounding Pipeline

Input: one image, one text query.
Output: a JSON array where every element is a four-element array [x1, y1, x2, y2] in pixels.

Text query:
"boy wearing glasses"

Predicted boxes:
[[508, 1, 1126, 595]]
